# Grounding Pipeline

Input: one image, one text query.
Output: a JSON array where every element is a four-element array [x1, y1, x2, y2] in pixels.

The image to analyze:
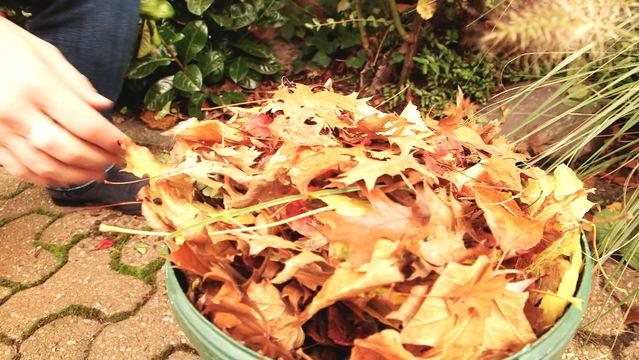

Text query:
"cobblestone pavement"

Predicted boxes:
[[0, 121, 637, 360]]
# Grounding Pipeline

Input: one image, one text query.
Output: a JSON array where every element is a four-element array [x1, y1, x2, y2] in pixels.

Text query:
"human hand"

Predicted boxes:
[[0, 18, 128, 186]]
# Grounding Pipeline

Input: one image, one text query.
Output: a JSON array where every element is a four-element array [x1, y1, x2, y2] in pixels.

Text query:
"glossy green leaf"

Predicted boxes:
[[158, 26, 185, 44], [174, 64, 203, 92], [237, 70, 262, 89], [176, 20, 208, 63], [209, 91, 247, 106], [228, 57, 249, 83], [208, 12, 233, 27], [188, 92, 207, 118], [232, 39, 272, 59], [144, 76, 175, 111], [225, 3, 257, 30], [140, 0, 175, 19], [127, 58, 172, 79], [186, 0, 215, 16], [248, 58, 280, 75], [197, 50, 225, 77]]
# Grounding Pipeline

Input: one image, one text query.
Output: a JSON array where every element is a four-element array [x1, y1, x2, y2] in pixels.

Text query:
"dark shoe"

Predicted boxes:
[[47, 165, 148, 215]]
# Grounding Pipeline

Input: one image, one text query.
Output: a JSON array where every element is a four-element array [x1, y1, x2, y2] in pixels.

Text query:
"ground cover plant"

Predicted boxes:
[[125, 0, 502, 121], [106, 82, 594, 359]]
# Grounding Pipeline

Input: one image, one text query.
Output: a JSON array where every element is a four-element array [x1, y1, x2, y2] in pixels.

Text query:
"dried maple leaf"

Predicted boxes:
[[473, 185, 545, 254], [121, 139, 167, 178], [401, 256, 536, 356], [416, 185, 467, 266], [335, 152, 437, 190], [351, 329, 420, 360], [271, 250, 330, 284], [245, 281, 305, 350], [301, 239, 405, 320], [316, 189, 429, 267], [288, 147, 355, 195], [243, 113, 273, 138], [163, 118, 245, 144]]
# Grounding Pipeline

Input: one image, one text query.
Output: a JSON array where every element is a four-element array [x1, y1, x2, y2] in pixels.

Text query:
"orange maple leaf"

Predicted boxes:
[[351, 329, 421, 360], [474, 185, 545, 253], [316, 188, 430, 267], [401, 256, 536, 357]]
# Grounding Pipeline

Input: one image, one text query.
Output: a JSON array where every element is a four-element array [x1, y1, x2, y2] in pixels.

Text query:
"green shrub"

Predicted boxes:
[[132, 0, 289, 118]]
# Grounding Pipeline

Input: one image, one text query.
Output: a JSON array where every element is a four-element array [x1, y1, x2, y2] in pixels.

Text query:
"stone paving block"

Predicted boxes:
[[19, 316, 103, 360], [121, 234, 165, 267], [0, 169, 28, 198], [0, 214, 58, 284], [0, 287, 11, 300], [0, 238, 152, 338], [88, 270, 189, 360], [101, 214, 165, 267], [168, 351, 200, 360], [563, 337, 612, 359], [0, 343, 16, 360], [39, 211, 116, 246], [0, 187, 66, 219]]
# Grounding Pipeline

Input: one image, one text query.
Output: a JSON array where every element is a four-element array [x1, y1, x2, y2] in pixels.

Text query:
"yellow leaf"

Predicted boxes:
[[336, 153, 436, 190], [317, 194, 372, 216], [553, 164, 584, 199], [416, 0, 436, 20], [401, 256, 536, 353], [538, 229, 583, 326], [121, 139, 167, 178]]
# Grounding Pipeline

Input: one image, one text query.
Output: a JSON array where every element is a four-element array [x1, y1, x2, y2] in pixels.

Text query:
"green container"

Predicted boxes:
[[165, 238, 592, 360]]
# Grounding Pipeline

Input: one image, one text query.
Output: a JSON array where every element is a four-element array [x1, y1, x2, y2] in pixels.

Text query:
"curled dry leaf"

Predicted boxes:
[[119, 81, 593, 359]]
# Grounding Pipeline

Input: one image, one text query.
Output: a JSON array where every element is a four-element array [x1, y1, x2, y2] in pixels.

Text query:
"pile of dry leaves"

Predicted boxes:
[[119, 81, 594, 359]]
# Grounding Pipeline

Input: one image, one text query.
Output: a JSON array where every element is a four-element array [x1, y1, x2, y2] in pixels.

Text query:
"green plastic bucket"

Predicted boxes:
[[165, 237, 592, 360]]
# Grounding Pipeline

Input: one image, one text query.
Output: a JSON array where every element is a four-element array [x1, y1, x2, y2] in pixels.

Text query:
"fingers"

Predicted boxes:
[[3, 135, 105, 186], [0, 146, 50, 186], [9, 18, 113, 110], [37, 86, 129, 155], [36, 42, 113, 110], [24, 111, 120, 170]]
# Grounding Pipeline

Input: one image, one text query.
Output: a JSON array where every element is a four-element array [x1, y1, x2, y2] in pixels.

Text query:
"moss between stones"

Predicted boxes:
[[1, 207, 171, 355], [0, 183, 34, 201], [0, 209, 68, 306], [109, 234, 165, 285]]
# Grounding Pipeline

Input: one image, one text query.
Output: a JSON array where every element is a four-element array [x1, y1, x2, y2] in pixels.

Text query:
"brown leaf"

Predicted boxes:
[[139, 109, 178, 130], [316, 189, 430, 267], [351, 329, 420, 360], [301, 239, 404, 320], [626, 305, 639, 325], [163, 118, 245, 144], [474, 185, 545, 253]]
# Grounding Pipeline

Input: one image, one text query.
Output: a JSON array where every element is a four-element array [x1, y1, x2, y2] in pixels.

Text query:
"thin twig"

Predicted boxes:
[[388, 0, 413, 43], [356, 0, 370, 54]]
